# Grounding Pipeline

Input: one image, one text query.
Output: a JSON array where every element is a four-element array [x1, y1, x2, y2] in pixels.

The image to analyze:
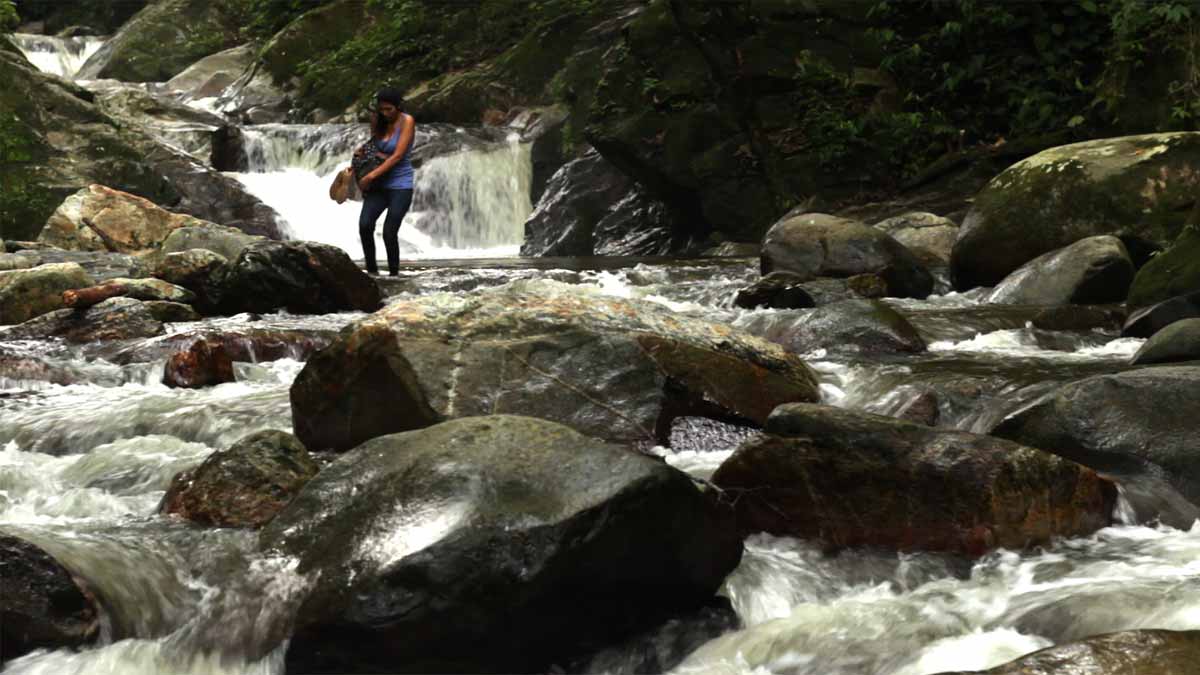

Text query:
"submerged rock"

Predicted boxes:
[[993, 366, 1200, 528], [160, 430, 318, 528], [761, 213, 933, 299], [711, 404, 1114, 556], [1131, 318, 1200, 365], [744, 299, 926, 354], [934, 629, 1200, 675], [951, 133, 1200, 290], [0, 263, 94, 325], [0, 534, 100, 662], [290, 280, 819, 451], [734, 272, 816, 310], [985, 235, 1134, 306], [260, 415, 742, 674], [215, 241, 382, 316]]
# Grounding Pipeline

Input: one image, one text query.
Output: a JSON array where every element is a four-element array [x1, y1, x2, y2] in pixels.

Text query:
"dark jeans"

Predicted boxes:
[[358, 188, 413, 274]]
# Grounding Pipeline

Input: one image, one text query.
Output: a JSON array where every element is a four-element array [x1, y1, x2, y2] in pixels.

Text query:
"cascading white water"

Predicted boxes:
[[231, 124, 532, 260], [10, 33, 105, 79]]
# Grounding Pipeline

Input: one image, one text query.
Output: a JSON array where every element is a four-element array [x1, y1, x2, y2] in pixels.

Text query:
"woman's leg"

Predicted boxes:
[[382, 189, 414, 275], [358, 191, 388, 274]]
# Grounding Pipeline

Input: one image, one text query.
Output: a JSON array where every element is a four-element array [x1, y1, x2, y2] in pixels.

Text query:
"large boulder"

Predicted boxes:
[[1127, 226, 1200, 309], [951, 133, 1200, 290], [985, 235, 1134, 306], [215, 241, 382, 316], [151, 248, 229, 314], [761, 213, 934, 299], [291, 280, 820, 452], [873, 211, 959, 266], [1122, 291, 1200, 338], [160, 430, 319, 528], [521, 151, 689, 257], [88, 82, 228, 163], [934, 630, 1200, 675], [159, 224, 265, 260], [76, 0, 241, 82], [5, 297, 199, 342], [739, 299, 925, 354], [165, 44, 256, 100], [993, 366, 1200, 528], [1131, 318, 1200, 365], [259, 415, 742, 674], [0, 263, 93, 325], [711, 404, 1115, 556], [0, 534, 100, 663]]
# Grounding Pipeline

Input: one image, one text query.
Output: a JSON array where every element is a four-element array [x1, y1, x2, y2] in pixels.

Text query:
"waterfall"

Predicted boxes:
[[11, 33, 105, 79], [231, 123, 532, 259]]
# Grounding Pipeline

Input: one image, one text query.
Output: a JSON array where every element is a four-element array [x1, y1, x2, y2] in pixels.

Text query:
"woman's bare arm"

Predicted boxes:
[[366, 114, 415, 181]]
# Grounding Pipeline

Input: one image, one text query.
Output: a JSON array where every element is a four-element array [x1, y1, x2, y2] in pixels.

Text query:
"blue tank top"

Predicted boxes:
[[376, 117, 414, 190]]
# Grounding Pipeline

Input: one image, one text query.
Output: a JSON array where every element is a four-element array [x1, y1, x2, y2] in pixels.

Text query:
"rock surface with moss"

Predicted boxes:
[[952, 133, 1200, 290], [1127, 226, 1200, 309]]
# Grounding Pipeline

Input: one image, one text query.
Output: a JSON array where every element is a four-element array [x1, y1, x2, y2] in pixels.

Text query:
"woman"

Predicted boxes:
[[358, 88, 416, 276]]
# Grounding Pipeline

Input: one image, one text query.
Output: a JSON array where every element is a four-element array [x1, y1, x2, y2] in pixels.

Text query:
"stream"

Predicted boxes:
[[4, 33, 1198, 675]]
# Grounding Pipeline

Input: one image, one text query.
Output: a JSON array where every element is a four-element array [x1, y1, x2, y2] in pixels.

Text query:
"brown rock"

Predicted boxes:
[[0, 535, 100, 662], [933, 630, 1200, 675], [163, 338, 236, 388], [38, 184, 215, 254]]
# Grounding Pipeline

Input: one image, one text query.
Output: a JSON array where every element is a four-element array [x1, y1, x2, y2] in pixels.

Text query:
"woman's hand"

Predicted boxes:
[[358, 173, 375, 192]]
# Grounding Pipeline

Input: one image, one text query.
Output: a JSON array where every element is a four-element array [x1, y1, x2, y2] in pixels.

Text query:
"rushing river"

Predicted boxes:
[[6, 33, 1200, 675]]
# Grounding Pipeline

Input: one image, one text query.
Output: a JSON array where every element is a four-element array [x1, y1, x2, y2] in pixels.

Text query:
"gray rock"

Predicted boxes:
[[290, 280, 820, 451], [165, 44, 256, 100], [5, 297, 198, 342], [986, 235, 1134, 305], [1122, 291, 1200, 338], [768, 299, 926, 354], [1131, 318, 1200, 365], [260, 415, 743, 674], [215, 241, 382, 316], [160, 225, 265, 261], [992, 366, 1200, 528], [762, 213, 933, 298], [873, 211, 958, 265]]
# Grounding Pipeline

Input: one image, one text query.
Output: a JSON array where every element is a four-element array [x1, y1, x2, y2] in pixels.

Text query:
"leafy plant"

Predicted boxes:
[[0, 0, 18, 32]]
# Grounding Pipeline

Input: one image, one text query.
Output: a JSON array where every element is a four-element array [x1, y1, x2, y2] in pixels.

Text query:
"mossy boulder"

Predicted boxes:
[[711, 404, 1115, 556], [1131, 318, 1200, 365], [290, 280, 820, 451], [1122, 291, 1200, 338], [260, 415, 742, 674], [160, 430, 319, 528], [873, 212, 959, 266], [214, 241, 382, 316], [952, 133, 1200, 290], [985, 235, 1134, 306], [1127, 226, 1200, 309], [77, 0, 242, 82], [0, 263, 94, 325]]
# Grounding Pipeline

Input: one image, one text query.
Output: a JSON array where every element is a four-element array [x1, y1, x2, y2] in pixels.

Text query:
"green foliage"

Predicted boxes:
[[0, 0, 18, 32], [227, 0, 334, 39]]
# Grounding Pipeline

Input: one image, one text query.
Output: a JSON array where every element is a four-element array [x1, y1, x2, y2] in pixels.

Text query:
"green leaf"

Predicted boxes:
[[1079, 0, 1098, 13], [1067, 114, 1086, 128]]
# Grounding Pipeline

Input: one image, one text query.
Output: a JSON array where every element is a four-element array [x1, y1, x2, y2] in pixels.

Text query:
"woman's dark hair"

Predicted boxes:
[[372, 88, 405, 136]]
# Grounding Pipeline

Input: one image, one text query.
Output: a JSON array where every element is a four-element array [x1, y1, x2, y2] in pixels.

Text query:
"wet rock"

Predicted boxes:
[[796, 275, 888, 305], [521, 151, 688, 257], [1127, 226, 1200, 309], [159, 225, 266, 261], [63, 278, 195, 309], [517, 105, 571, 204], [0, 347, 79, 385], [112, 327, 335, 366], [0, 253, 35, 272], [704, 242, 760, 258], [783, 299, 925, 354], [566, 598, 740, 674], [895, 390, 940, 426], [712, 404, 1115, 556], [89, 82, 228, 162], [1030, 305, 1127, 332], [5, 297, 198, 343], [290, 280, 819, 451], [993, 366, 1200, 528], [160, 430, 319, 528], [1122, 291, 1200, 338], [1, 250, 148, 283], [951, 133, 1200, 290], [215, 241, 382, 316], [934, 629, 1200, 675], [734, 272, 816, 310], [77, 0, 241, 82], [39, 184, 215, 254], [0, 534, 100, 662], [985, 235, 1134, 306], [0, 263, 94, 325], [761, 213, 933, 299], [151, 248, 229, 314], [873, 211, 959, 265], [1131, 318, 1200, 365], [259, 415, 742, 674], [162, 338, 236, 388]]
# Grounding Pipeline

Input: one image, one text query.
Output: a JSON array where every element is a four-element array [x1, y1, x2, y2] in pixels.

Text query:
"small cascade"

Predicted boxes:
[[231, 123, 533, 259], [11, 33, 105, 79]]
